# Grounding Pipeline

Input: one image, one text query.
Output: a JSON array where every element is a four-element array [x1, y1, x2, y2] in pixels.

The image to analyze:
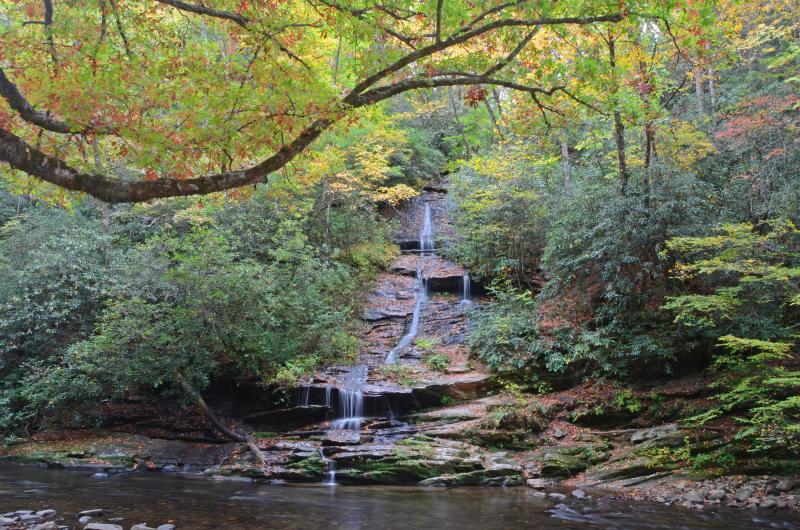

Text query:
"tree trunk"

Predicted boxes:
[[483, 98, 503, 140], [491, 87, 504, 119], [175, 373, 266, 469], [560, 136, 572, 189], [448, 87, 471, 157], [707, 68, 716, 110], [694, 67, 705, 117], [607, 37, 629, 193]]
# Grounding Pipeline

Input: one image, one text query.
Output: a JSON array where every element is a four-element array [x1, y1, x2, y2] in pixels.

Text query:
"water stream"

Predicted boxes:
[[385, 200, 434, 364], [2, 464, 798, 530]]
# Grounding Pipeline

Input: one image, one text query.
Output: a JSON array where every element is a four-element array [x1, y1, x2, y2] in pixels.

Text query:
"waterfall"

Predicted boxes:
[[460, 272, 473, 307], [386, 201, 435, 364], [324, 385, 332, 409], [385, 269, 428, 364], [330, 388, 364, 431], [298, 386, 310, 407], [329, 365, 367, 431], [420, 203, 434, 251], [319, 447, 336, 485]]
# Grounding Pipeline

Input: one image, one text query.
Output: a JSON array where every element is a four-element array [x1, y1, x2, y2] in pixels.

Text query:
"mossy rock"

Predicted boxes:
[[419, 465, 525, 487], [528, 443, 612, 479], [285, 455, 325, 480], [480, 402, 550, 432], [587, 456, 672, 481]]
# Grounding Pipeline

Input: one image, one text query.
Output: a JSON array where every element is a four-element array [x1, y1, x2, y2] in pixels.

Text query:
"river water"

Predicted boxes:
[[2, 464, 799, 529]]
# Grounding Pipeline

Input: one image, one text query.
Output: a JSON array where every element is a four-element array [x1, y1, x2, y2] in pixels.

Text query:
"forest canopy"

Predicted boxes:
[[0, 0, 712, 202]]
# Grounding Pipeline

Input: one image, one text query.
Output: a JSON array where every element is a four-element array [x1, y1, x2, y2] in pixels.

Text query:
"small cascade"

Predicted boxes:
[[299, 386, 311, 407], [385, 269, 428, 364], [330, 388, 364, 430], [461, 272, 473, 306], [420, 203, 434, 251], [319, 447, 336, 485], [329, 365, 367, 431]]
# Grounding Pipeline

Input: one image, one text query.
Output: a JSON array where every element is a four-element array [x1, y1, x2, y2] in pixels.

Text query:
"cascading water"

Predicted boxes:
[[319, 447, 336, 485], [331, 388, 364, 430], [420, 203, 434, 251], [461, 272, 472, 305], [385, 269, 428, 364]]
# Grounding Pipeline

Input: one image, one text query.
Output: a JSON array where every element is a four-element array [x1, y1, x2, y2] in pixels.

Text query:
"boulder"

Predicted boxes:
[[527, 478, 546, 489], [777, 477, 798, 492], [630, 424, 678, 443], [707, 489, 726, 501], [735, 487, 754, 502], [684, 490, 705, 504]]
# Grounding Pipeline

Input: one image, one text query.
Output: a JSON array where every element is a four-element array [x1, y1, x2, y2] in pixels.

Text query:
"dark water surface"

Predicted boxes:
[[2, 463, 799, 529]]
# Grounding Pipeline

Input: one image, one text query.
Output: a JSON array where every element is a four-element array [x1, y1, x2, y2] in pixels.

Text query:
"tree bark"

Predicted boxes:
[[694, 67, 705, 117], [607, 37, 629, 194], [560, 136, 572, 189], [175, 373, 266, 469]]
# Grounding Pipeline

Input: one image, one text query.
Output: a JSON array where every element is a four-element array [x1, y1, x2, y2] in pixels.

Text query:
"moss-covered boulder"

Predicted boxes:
[[526, 442, 612, 479], [419, 464, 525, 487]]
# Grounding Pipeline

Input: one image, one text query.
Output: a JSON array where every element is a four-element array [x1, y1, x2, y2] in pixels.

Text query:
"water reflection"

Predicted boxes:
[[1, 464, 799, 529]]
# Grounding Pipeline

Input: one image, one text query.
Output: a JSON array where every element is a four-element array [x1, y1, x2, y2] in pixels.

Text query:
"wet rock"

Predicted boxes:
[[92, 472, 109, 478], [548, 492, 567, 500], [777, 477, 798, 492], [321, 430, 361, 446], [571, 489, 587, 499], [419, 465, 524, 487], [131, 525, 156, 530], [760, 499, 777, 509], [79, 516, 93, 525], [78, 510, 105, 517], [33, 523, 58, 530], [156, 526, 176, 530], [527, 478, 547, 489], [684, 490, 705, 504], [35, 510, 56, 520], [85, 524, 123, 530], [245, 405, 329, 431], [735, 487, 754, 502], [707, 489, 726, 501]]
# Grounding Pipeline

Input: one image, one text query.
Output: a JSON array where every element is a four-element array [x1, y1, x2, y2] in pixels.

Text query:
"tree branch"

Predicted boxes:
[[0, 68, 75, 133], [153, 0, 249, 28]]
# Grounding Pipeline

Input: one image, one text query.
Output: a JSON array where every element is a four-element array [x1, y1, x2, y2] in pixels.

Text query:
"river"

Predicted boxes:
[[2, 464, 799, 529]]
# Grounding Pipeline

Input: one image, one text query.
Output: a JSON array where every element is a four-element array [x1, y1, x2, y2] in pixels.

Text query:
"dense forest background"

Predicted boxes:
[[0, 0, 798, 472]]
